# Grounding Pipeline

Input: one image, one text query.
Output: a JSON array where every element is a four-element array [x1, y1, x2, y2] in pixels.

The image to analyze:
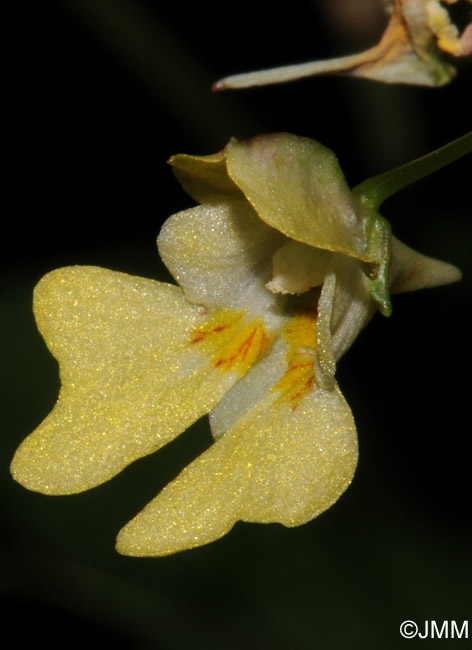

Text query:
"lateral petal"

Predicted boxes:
[[157, 201, 286, 318], [116, 340, 357, 557], [11, 267, 268, 494]]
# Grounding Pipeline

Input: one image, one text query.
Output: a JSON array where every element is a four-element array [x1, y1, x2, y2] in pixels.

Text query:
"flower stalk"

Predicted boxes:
[[354, 130, 472, 210]]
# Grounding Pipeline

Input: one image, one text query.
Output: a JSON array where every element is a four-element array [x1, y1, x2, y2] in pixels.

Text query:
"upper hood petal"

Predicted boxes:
[[225, 134, 371, 260], [170, 133, 373, 262]]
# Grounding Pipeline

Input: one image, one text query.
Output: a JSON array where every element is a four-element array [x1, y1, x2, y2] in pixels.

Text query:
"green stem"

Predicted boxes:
[[353, 131, 472, 210]]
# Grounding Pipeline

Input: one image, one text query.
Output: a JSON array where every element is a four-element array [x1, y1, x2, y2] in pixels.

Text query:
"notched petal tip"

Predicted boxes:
[[13, 265, 269, 498]]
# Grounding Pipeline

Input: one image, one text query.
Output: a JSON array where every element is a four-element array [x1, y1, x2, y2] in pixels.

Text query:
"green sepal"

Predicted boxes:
[[353, 132, 471, 316], [364, 211, 392, 317]]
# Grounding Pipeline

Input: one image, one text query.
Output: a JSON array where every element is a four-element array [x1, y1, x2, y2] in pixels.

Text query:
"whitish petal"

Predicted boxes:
[[11, 267, 270, 494], [158, 201, 286, 320], [116, 337, 357, 557], [225, 134, 372, 261]]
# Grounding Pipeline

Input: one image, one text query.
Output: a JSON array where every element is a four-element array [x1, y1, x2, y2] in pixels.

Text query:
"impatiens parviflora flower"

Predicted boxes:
[[10, 133, 463, 557], [214, 0, 472, 90]]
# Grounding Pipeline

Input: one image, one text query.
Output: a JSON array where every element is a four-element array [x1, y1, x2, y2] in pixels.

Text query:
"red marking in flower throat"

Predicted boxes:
[[214, 323, 269, 371], [188, 311, 270, 374], [190, 322, 230, 344]]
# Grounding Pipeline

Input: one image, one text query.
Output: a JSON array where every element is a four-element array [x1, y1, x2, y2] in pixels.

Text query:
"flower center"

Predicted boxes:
[[266, 241, 332, 295]]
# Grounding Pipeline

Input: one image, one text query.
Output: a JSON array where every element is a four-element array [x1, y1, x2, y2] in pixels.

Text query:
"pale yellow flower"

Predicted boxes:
[[10, 133, 460, 556], [214, 0, 472, 90]]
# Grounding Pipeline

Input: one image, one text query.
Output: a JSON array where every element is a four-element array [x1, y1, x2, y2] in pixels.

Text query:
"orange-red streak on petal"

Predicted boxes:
[[189, 322, 230, 344], [272, 312, 318, 410], [189, 310, 271, 375], [273, 356, 316, 411], [214, 323, 269, 371]]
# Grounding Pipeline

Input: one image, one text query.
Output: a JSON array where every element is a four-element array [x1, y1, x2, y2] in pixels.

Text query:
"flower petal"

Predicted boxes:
[[168, 150, 239, 205], [116, 339, 357, 557], [157, 201, 286, 320], [171, 134, 370, 261], [11, 267, 269, 494], [225, 134, 372, 261]]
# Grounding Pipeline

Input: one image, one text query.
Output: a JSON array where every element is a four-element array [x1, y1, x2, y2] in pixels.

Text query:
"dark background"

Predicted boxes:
[[2, 1, 471, 647]]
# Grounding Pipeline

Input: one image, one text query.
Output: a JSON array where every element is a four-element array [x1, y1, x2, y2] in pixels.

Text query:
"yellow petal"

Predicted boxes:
[[116, 338, 357, 557], [168, 150, 239, 205], [11, 267, 270, 494]]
